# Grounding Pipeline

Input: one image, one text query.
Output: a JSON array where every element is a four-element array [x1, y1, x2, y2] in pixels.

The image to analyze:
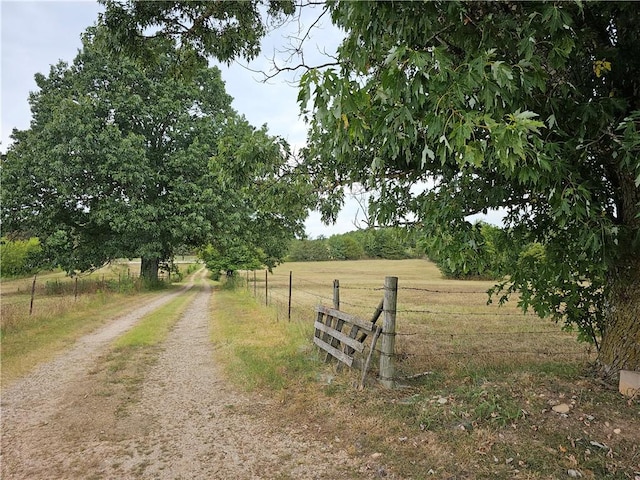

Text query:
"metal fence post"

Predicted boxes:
[[288, 271, 292, 321]]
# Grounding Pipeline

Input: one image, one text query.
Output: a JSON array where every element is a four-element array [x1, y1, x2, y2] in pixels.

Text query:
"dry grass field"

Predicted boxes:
[[258, 259, 593, 377], [222, 259, 639, 479]]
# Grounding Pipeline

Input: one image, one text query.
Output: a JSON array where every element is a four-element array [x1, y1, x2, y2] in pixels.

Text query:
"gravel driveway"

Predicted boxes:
[[1, 272, 360, 479]]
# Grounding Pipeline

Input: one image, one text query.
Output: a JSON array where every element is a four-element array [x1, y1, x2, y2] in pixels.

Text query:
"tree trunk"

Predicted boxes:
[[140, 256, 160, 283], [598, 166, 640, 377], [598, 255, 640, 378]]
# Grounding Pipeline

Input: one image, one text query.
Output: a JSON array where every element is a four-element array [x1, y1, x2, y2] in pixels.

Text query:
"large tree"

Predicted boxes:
[[205, 116, 313, 276], [297, 1, 639, 376], [96, 1, 639, 375], [1, 28, 308, 281]]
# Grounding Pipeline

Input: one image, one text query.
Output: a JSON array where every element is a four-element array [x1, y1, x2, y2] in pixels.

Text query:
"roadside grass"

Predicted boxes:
[[214, 259, 639, 479], [113, 288, 196, 349], [209, 287, 322, 392], [0, 291, 160, 387], [0, 263, 199, 388]]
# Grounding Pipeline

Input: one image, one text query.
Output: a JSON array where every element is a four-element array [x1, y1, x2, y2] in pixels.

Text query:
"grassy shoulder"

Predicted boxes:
[[1, 291, 162, 387], [209, 274, 639, 480], [209, 285, 322, 392]]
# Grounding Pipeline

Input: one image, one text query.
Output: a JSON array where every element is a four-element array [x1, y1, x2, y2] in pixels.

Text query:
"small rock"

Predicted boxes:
[[437, 397, 448, 405], [370, 452, 383, 459], [398, 436, 408, 442], [613, 428, 621, 434], [567, 469, 583, 478], [552, 403, 571, 414]]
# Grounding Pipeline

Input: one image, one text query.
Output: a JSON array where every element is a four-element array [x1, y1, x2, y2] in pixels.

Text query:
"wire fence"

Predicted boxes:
[[240, 264, 595, 378]]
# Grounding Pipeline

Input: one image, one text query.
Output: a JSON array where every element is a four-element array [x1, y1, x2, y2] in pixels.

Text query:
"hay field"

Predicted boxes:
[[260, 259, 593, 377]]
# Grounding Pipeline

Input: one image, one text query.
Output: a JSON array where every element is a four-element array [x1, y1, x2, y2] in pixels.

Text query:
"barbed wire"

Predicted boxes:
[[395, 330, 574, 337], [401, 350, 590, 358], [399, 286, 489, 294], [398, 308, 532, 316], [340, 285, 385, 291]]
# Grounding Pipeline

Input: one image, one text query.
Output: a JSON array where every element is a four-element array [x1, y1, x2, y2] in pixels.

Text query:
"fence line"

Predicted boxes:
[[243, 268, 591, 384], [1, 268, 170, 317]]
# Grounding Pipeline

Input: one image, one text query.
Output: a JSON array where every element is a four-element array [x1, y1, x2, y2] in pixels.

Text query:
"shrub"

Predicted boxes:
[[0, 237, 44, 277]]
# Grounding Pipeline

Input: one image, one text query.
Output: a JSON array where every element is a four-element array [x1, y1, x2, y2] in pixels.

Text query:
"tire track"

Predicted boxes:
[[0, 270, 204, 478], [1, 270, 360, 479]]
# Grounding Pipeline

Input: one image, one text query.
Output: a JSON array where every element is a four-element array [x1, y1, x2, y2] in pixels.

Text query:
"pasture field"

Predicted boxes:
[[261, 259, 593, 376], [217, 259, 638, 479]]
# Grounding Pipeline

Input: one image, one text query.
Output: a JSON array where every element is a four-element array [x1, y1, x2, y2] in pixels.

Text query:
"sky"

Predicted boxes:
[[0, 1, 503, 238], [0, 0, 370, 237]]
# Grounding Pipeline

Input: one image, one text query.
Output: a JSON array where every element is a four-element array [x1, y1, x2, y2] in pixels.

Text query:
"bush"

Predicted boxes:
[[0, 237, 44, 277]]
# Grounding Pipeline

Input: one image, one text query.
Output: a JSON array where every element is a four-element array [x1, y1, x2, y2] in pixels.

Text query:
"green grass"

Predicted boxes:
[[209, 287, 321, 391], [113, 290, 196, 349]]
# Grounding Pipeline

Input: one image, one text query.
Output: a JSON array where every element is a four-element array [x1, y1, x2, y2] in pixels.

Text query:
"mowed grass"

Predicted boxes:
[[113, 289, 196, 349], [217, 259, 638, 479]]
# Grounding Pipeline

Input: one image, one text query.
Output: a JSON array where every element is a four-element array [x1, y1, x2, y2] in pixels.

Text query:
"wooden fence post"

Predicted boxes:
[[74, 277, 78, 301], [253, 270, 257, 297], [265, 269, 268, 306], [29, 275, 37, 316], [288, 271, 292, 321], [333, 279, 340, 310], [379, 276, 398, 388]]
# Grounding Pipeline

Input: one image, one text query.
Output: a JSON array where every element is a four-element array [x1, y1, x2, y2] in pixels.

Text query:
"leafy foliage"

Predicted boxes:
[[287, 238, 331, 262], [422, 222, 516, 280], [1, 28, 311, 281], [297, 2, 640, 371], [0, 237, 45, 277], [98, 0, 295, 65]]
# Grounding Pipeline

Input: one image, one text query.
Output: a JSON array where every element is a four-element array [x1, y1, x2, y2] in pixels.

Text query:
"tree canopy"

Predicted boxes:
[[298, 1, 639, 374], [73, 0, 640, 374], [1, 27, 310, 281], [98, 0, 295, 64]]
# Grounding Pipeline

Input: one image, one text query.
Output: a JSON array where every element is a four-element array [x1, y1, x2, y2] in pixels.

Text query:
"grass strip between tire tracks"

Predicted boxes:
[[94, 281, 202, 416], [113, 287, 197, 349]]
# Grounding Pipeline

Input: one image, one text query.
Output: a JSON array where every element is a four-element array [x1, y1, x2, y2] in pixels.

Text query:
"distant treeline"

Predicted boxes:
[[287, 228, 422, 262], [0, 237, 45, 278], [288, 224, 540, 282]]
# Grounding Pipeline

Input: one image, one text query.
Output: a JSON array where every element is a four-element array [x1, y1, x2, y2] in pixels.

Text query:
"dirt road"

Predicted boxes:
[[1, 272, 360, 479]]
